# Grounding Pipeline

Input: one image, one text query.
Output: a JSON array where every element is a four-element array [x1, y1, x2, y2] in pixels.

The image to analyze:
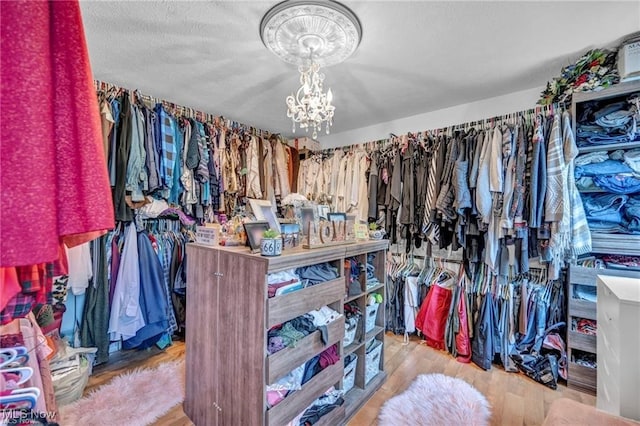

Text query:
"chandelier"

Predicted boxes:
[[260, 0, 362, 139], [286, 58, 334, 139]]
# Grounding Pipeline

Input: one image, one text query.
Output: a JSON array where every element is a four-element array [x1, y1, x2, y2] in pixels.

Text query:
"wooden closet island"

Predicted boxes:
[[184, 239, 389, 426]]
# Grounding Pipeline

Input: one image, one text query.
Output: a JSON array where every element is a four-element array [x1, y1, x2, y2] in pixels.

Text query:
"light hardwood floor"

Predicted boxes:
[[85, 333, 595, 425]]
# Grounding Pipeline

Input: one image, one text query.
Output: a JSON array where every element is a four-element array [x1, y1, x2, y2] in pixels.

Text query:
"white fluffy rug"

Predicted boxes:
[[59, 360, 185, 426], [378, 373, 491, 426]]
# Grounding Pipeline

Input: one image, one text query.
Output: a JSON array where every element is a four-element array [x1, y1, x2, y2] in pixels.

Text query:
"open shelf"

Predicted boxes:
[[266, 362, 343, 426], [366, 282, 385, 293], [365, 326, 385, 342], [343, 371, 387, 421], [186, 240, 389, 426], [344, 339, 364, 356], [345, 291, 365, 303], [267, 316, 344, 384], [268, 277, 344, 328], [576, 140, 640, 153]]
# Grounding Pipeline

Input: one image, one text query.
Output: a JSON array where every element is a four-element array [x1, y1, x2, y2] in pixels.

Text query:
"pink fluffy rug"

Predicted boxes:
[[59, 360, 185, 426], [378, 373, 491, 426]]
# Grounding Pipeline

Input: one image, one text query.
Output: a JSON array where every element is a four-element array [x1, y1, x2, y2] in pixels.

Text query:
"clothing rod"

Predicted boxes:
[[94, 79, 273, 138], [389, 253, 464, 264]]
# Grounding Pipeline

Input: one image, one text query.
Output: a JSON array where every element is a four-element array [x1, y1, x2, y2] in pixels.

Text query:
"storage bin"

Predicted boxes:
[[365, 302, 380, 333], [344, 316, 359, 347], [343, 353, 358, 393], [365, 339, 382, 384]]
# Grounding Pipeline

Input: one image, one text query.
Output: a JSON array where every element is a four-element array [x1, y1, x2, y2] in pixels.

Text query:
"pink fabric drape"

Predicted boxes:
[[1, 0, 114, 267]]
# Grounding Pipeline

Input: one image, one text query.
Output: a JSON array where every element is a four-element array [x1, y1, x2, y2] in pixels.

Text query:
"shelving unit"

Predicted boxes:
[[572, 80, 640, 256], [567, 81, 640, 394], [342, 241, 388, 422], [184, 239, 388, 426]]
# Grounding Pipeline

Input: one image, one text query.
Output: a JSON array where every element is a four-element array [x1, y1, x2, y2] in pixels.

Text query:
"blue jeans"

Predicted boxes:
[[596, 110, 633, 129], [582, 193, 628, 223], [593, 101, 628, 120], [576, 177, 597, 191], [594, 175, 640, 195], [625, 196, 640, 232], [577, 133, 630, 147], [588, 220, 629, 233], [575, 151, 608, 166], [575, 160, 634, 178]]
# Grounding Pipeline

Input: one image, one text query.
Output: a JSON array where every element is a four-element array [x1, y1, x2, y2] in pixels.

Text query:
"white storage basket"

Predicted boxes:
[[365, 339, 382, 384], [365, 302, 380, 333], [343, 354, 358, 393], [344, 316, 359, 347]]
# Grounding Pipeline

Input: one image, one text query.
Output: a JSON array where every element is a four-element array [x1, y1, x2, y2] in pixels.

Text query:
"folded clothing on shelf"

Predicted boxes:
[[572, 317, 597, 336], [575, 160, 634, 178], [601, 254, 640, 270], [296, 263, 339, 285], [593, 174, 640, 194]]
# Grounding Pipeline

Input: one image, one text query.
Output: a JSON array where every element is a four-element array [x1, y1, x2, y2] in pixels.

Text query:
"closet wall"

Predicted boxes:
[[320, 87, 542, 148]]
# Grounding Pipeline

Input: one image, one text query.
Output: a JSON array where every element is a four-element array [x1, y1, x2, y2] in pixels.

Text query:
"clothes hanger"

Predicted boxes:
[[1, 366, 34, 386], [0, 347, 28, 369], [0, 386, 41, 411]]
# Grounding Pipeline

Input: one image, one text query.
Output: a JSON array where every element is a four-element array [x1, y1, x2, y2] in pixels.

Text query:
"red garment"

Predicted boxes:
[[0, 0, 114, 267], [415, 284, 452, 350], [0, 249, 66, 324], [0, 268, 21, 311], [455, 290, 471, 363]]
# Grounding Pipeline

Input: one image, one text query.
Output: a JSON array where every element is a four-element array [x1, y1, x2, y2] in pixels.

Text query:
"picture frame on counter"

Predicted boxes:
[[243, 221, 270, 253], [327, 212, 347, 222], [248, 198, 281, 233]]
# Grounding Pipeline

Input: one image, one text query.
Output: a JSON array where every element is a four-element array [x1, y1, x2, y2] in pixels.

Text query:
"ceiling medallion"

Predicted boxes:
[[260, 1, 362, 139], [260, 0, 362, 68]]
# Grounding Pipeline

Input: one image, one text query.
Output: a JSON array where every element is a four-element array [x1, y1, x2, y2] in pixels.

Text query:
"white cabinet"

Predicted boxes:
[[596, 275, 640, 420]]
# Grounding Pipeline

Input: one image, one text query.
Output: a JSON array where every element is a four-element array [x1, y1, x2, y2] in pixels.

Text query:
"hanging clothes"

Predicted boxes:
[[403, 276, 419, 334], [415, 270, 455, 351], [108, 223, 144, 341], [471, 292, 498, 370], [79, 236, 110, 365], [563, 111, 592, 257], [122, 230, 170, 349], [65, 243, 93, 296], [444, 272, 472, 363]]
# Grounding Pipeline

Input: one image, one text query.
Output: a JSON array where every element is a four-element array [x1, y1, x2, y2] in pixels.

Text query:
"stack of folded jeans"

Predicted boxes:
[[624, 148, 640, 173], [625, 196, 640, 233], [575, 159, 634, 178], [576, 97, 639, 147], [575, 156, 640, 195], [593, 174, 640, 194], [575, 151, 608, 166], [581, 193, 629, 233]]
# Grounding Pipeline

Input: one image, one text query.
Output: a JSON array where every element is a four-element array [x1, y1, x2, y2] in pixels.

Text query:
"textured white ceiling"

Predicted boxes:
[[80, 1, 640, 140]]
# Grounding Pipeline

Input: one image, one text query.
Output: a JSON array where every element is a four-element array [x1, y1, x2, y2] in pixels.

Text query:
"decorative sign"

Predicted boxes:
[[260, 237, 283, 257], [303, 220, 356, 249], [196, 226, 217, 246], [354, 223, 369, 240]]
